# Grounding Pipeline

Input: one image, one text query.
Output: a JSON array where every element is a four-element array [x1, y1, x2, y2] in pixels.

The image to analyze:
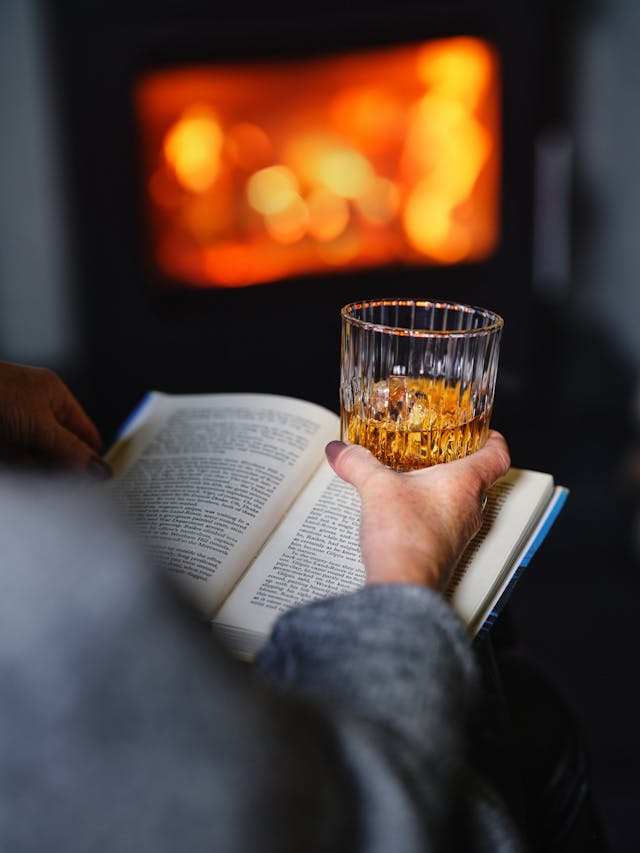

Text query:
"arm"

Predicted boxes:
[[255, 434, 521, 850], [257, 431, 511, 735], [0, 435, 521, 852]]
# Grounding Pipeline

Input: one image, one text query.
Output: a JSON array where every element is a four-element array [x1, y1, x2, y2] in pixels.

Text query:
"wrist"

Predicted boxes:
[[365, 564, 443, 590]]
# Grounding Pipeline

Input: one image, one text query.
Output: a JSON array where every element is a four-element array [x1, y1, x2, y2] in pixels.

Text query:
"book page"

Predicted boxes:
[[446, 468, 554, 633], [214, 460, 364, 646], [106, 392, 340, 615], [472, 485, 569, 638]]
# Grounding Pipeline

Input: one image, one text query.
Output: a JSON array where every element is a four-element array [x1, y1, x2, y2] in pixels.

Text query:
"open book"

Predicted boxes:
[[106, 392, 568, 658]]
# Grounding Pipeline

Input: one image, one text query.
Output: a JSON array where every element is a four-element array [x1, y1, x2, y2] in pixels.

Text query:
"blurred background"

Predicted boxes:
[[1, 0, 639, 848]]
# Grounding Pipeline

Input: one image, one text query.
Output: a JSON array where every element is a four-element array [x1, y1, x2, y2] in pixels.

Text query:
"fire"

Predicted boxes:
[[246, 166, 300, 216], [163, 106, 224, 194], [135, 36, 500, 287]]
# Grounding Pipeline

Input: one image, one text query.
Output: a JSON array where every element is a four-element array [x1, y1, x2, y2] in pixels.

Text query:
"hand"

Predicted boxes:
[[0, 361, 111, 477], [325, 431, 511, 591]]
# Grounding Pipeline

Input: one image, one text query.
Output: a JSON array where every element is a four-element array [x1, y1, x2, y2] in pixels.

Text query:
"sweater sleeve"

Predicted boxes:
[[256, 584, 476, 755], [256, 586, 525, 853]]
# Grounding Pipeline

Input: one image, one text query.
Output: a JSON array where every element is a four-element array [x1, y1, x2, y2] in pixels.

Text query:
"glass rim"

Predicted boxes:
[[341, 298, 504, 338]]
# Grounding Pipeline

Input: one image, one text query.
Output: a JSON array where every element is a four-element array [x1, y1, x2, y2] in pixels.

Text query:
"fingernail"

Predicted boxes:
[[325, 440, 347, 464], [87, 456, 112, 480]]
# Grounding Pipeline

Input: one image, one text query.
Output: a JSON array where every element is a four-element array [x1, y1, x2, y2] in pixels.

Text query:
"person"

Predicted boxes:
[[0, 360, 601, 852]]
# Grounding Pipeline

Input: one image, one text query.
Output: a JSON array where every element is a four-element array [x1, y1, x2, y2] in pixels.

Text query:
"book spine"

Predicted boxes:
[[474, 563, 527, 640], [475, 486, 569, 640], [105, 391, 156, 452], [519, 487, 569, 567]]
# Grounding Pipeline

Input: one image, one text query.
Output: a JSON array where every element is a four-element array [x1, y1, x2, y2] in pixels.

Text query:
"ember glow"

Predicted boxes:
[[135, 37, 500, 288]]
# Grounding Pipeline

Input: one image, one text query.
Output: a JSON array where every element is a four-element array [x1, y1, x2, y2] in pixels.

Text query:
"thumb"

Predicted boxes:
[[325, 440, 385, 488]]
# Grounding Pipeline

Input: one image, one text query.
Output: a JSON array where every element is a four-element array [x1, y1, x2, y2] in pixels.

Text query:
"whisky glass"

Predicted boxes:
[[340, 299, 503, 471]]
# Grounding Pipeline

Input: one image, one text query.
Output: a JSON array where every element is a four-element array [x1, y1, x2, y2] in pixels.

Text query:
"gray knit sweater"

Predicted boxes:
[[0, 474, 524, 852]]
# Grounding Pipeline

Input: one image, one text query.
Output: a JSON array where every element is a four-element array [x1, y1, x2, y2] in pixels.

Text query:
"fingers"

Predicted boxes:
[[58, 401, 103, 453], [35, 418, 112, 479], [44, 371, 110, 476], [460, 430, 511, 489], [327, 431, 510, 493], [50, 375, 104, 453], [325, 440, 385, 488]]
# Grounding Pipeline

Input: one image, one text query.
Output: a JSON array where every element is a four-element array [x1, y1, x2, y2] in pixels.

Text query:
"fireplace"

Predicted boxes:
[[135, 36, 500, 289], [47, 0, 550, 437]]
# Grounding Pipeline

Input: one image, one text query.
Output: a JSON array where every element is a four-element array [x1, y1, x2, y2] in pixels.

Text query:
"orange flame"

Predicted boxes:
[[135, 36, 500, 287]]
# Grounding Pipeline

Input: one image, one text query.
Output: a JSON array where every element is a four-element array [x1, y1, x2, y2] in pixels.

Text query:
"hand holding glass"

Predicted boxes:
[[340, 299, 503, 471]]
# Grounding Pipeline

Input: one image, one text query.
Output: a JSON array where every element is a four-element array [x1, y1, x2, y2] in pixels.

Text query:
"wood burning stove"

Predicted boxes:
[[134, 36, 500, 288], [47, 0, 553, 437]]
